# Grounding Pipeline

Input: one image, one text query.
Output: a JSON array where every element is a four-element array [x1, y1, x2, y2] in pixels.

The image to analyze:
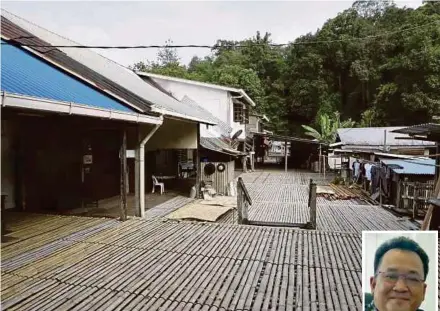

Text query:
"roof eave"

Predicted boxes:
[[137, 71, 240, 93], [238, 89, 256, 107], [137, 71, 257, 107], [1, 91, 163, 125], [151, 106, 216, 125]]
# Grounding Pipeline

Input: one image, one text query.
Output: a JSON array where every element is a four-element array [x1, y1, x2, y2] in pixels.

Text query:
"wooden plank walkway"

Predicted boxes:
[[240, 170, 334, 186], [220, 202, 417, 232], [223, 171, 418, 233], [1, 213, 363, 311], [1, 213, 117, 260]]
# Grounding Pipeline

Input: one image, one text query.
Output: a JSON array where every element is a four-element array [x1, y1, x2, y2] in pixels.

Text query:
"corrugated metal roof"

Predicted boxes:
[[1, 39, 132, 112], [391, 123, 440, 136], [380, 158, 436, 175], [200, 137, 245, 156], [252, 132, 320, 144], [1, 10, 214, 124], [337, 127, 434, 147]]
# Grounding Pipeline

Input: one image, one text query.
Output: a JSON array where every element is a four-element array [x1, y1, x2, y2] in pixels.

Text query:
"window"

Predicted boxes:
[[233, 102, 243, 123], [243, 107, 249, 124]]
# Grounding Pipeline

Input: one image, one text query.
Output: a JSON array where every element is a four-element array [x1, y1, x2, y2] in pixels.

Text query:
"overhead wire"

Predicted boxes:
[[1, 20, 438, 49]]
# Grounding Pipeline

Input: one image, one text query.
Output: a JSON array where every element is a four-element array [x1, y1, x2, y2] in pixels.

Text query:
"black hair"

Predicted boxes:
[[373, 236, 429, 280]]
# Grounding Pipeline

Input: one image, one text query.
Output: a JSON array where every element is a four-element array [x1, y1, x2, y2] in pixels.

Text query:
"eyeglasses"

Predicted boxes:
[[376, 271, 425, 287]]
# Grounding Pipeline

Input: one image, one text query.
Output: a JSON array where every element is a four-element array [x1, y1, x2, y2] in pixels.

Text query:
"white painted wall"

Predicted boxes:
[[362, 231, 438, 311], [145, 118, 197, 150], [150, 78, 247, 139]]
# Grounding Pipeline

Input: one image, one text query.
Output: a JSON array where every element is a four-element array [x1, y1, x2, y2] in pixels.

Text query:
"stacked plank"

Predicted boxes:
[[315, 184, 370, 204]]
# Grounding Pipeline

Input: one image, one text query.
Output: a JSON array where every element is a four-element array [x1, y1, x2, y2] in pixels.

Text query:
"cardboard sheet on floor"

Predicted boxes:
[[166, 196, 236, 222], [316, 185, 335, 195]]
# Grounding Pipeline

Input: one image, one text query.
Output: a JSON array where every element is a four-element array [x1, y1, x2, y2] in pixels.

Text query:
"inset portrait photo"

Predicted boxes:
[[362, 231, 438, 311]]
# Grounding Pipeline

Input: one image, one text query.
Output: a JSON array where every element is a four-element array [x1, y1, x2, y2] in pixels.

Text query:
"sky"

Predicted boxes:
[[1, 1, 423, 67]]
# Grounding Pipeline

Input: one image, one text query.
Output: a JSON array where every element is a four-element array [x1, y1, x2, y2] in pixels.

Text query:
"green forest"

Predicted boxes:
[[131, 1, 440, 138]]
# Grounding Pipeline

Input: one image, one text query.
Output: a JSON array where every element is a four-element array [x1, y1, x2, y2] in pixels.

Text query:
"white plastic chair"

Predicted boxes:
[[152, 175, 165, 195]]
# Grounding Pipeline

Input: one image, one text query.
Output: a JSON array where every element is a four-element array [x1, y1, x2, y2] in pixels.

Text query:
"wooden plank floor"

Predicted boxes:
[[2, 214, 363, 311], [145, 196, 194, 219], [220, 202, 418, 232], [224, 171, 418, 232], [1, 213, 118, 260]]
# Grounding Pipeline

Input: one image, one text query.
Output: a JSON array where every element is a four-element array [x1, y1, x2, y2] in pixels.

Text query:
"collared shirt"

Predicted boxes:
[[353, 161, 360, 176], [365, 163, 372, 181]]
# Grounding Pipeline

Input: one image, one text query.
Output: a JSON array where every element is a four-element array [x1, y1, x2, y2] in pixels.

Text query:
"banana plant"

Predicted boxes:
[[302, 111, 355, 144]]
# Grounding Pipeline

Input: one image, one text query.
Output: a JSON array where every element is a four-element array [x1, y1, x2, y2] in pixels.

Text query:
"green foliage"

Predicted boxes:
[[131, 2, 440, 134], [301, 111, 355, 144]]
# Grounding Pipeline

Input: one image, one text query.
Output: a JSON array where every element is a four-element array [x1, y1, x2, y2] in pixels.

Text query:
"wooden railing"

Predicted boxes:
[[399, 178, 435, 219], [237, 177, 252, 224], [308, 179, 317, 229]]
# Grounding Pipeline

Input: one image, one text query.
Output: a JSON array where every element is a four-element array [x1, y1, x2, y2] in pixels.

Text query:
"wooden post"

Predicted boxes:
[[242, 200, 249, 224], [242, 142, 247, 173], [237, 182, 243, 224], [237, 177, 251, 224], [412, 182, 419, 220], [318, 144, 322, 176], [435, 143, 439, 181], [421, 175, 440, 230], [396, 178, 401, 209], [120, 130, 128, 221], [135, 129, 140, 217], [196, 125, 201, 198], [403, 177, 409, 209], [379, 161, 383, 207], [309, 182, 317, 229], [251, 137, 255, 171], [284, 140, 288, 173]]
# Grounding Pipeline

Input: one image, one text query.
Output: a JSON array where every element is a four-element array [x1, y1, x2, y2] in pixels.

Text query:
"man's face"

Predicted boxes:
[[370, 249, 427, 311]]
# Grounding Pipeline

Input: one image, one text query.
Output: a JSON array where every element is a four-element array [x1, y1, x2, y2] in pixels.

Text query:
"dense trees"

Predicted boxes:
[[131, 1, 440, 137]]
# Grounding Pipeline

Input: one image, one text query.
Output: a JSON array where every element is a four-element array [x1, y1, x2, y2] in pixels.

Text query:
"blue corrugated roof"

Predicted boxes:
[[1, 40, 131, 112], [381, 158, 435, 175]]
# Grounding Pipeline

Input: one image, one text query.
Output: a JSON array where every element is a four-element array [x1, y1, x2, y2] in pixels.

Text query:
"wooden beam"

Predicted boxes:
[[237, 177, 251, 225], [421, 175, 440, 230], [238, 177, 252, 205]]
